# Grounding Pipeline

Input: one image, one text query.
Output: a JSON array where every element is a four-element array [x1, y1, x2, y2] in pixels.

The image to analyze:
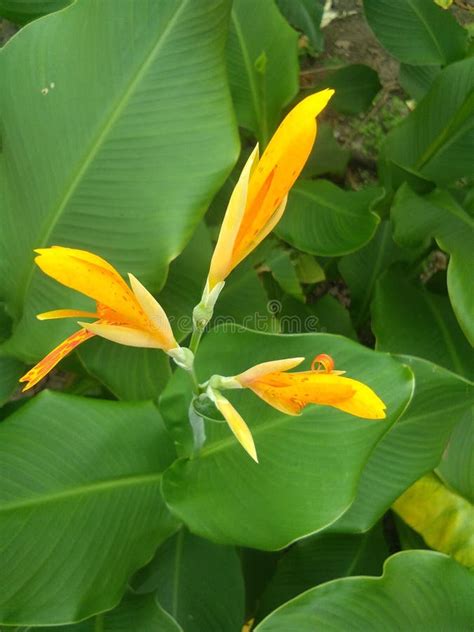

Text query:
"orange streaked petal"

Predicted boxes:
[[212, 390, 258, 463], [128, 273, 177, 350], [37, 309, 98, 320], [208, 145, 259, 288], [35, 246, 119, 275], [232, 89, 334, 262], [236, 357, 305, 386], [34, 248, 147, 328], [248, 371, 386, 420], [327, 376, 386, 419], [19, 328, 95, 391], [78, 321, 166, 350]]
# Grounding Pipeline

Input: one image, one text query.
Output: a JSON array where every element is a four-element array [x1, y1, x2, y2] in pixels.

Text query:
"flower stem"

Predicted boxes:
[[189, 327, 204, 355]]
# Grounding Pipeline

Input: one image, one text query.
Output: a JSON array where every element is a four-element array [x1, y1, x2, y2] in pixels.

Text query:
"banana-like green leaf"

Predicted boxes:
[[393, 473, 474, 568], [0, 0, 71, 24], [437, 410, 474, 503], [0, 392, 178, 625], [0, 0, 238, 362], [333, 355, 474, 532], [34, 593, 183, 632], [382, 57, 474, 187], [227, 0, 299, 145], [77, 341, 171, 401], [391, 184, 474, 346], [363, 0, 467, 65], [317, 64, 381, 115], [133, 528, 245, 632], [398, 63, 441, 101], [372, 267, 474, 379], [338, 221, 421, 328], [276, 180, 381, 257], [257, 523, 389, 621], [162, 326, 413, 549], [276, 0, 324, 54], [255, 551, 474, 631], [0, 355, 24, 406]]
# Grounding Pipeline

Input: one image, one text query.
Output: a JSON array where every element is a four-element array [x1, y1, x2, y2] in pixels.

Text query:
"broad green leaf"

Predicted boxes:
[[301, 123, 350, 179], [333, 355, 474, 532], [37, 594, 183, 632], [0, 0, 238, 362], [0, 355, 23, 406], [277, 295, 356, 340], [0, 393, 178, 624], [363, 0, 467, 65], [276, 180, 381, 257], [0, 0, 70, 23], [257, 524, 389, 620], [275, 0, 324, 54], [133, 528, 245, 632], [215, 259, 272, 332], [158, 223, 212, 342], [162, 326, 413, 549], [318, 64, 381, 115], [294, 253, 325, 284], [338, 220, 420, 327], [372, 267, 474, 378], [392, 184, 474, 345], [437, 410, 474, 503], [393, 473, 474, 567], [267, 248, 304, 302], [382, 57, 474, 186], [227, 0, 299, 145], [255, 551, 474, 631], [77, 341, 171, 401], [398, 63, 441, 101]]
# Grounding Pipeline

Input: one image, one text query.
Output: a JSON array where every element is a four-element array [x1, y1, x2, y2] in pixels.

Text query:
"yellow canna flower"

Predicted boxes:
[[207, 89, 334, 294], [207, 354, 386, 462], [19, 246, 188, 392]]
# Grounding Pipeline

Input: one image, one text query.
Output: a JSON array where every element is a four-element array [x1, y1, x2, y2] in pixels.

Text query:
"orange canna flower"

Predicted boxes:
[[19, 246, 184, 392], [206, 89, 334, 294], [207, 354, 386, 462]]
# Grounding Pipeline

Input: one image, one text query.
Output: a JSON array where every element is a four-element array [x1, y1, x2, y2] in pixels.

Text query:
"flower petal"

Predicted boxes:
[[37, 309, 98, 320], [236, 357, 305, 386], [19, 328, 95, 391], [35, 247, 147, 328], [211, 390, 258, 463], [248, 371, 386, 420], [208, 145, 260, 288], [233, 89, 334, 263], [79, 321, 166, 349], [128, 273, 177, 350]]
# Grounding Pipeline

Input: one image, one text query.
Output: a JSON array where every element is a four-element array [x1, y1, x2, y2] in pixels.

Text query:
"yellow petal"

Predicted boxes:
[[19, 328, 94, 391], [128, 273, 177, 350], [35, 247, 147, 328], [208, 145, 259, 288], [78, 321, 166, 349], [249, 371, 386, 419], [232, 89, 334, 264], [236, 357, 305, 386], [37, 309, 98, 320], [329, 376, 386, 419], [212, 390, 258, 463]]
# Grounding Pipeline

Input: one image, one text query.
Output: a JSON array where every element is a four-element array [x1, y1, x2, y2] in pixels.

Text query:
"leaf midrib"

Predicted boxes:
[[19, 0, 188, 308], [0, 471, 161, 512], [406, 0, 445, 62]]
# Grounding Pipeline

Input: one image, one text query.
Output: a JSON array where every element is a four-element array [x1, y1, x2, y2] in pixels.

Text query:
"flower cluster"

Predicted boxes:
[[20, 88, 386, 462]]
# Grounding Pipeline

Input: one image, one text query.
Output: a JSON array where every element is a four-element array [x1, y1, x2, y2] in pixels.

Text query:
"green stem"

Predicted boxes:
[[189, 327, 204, 355], [189, 367, 200, 394]]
